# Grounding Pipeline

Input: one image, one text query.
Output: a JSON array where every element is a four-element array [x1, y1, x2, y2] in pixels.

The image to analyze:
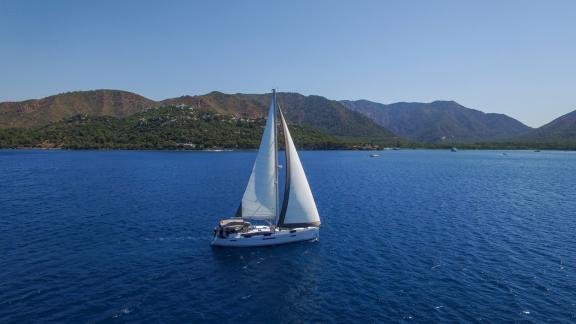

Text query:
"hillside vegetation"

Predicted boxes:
[[1, 90, 400, 147], [2, 89, 575, 150], [0, 106, 376, 150]]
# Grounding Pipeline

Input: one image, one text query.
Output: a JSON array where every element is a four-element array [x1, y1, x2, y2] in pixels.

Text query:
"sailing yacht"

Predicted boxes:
[[211, 90, 321, 247]]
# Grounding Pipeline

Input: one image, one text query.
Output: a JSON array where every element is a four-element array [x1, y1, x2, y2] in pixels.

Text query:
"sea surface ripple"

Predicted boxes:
[[1, 150, 575, 322]]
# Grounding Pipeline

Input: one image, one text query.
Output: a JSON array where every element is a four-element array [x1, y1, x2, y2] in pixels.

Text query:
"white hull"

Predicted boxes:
[[211, 226, 319, 247]]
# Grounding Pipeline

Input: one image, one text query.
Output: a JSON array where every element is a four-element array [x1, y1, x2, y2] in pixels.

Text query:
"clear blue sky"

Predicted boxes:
[[1, 0, 575, 127]]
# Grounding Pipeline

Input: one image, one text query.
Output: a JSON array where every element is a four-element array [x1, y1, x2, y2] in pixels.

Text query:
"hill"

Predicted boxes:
[[0, 90, 399, 146], [161, 91, 264, 117], [164, 92, 398, 143], [341, 99, 532, 143], [0, 106, 360, 150], [515, 109, 576, 144], [0, 90, 156, 128]]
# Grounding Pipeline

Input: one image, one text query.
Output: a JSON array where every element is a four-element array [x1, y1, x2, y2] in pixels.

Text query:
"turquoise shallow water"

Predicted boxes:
[[1, 149, 575, 322]]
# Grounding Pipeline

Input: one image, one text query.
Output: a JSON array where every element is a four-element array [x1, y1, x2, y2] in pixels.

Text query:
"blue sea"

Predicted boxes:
[[1, 149, 575, 322]]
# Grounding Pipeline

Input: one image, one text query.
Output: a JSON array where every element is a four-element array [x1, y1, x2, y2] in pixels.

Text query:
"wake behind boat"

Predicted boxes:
[[211, 90, 321, 247]]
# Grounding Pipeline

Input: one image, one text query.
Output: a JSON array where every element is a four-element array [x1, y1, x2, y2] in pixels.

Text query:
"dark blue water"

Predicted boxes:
[[1, 150, 575, 322]]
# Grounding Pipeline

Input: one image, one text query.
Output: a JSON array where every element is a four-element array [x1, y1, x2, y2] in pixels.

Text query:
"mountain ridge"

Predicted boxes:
[[0, 90, 157, 128], [341, 99, 533, 143], [0, 90, 399, 146], [515, 109, 576, 143], [2, 89, 576, 147]]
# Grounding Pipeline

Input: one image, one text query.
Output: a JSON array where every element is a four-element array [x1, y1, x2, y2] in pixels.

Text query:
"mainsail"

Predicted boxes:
[[277, 109, 321, 228], [238, 92, 278, 220]]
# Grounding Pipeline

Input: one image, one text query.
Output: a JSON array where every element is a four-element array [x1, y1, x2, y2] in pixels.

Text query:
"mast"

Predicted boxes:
[[273, 89, 279, 230]]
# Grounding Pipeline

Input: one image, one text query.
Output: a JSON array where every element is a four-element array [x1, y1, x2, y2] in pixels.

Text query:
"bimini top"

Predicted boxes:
[[219, 218, 250, 228]]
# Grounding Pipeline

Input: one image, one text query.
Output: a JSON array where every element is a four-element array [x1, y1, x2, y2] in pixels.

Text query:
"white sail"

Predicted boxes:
[[278, 109, 321, 227], [240, 95, 277, 220]]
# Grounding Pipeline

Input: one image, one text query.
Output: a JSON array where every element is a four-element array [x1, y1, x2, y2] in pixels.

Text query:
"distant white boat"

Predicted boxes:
[[211, 90, 321, 247], [370, 154, 380, 158], [451, 147, 458, 152]]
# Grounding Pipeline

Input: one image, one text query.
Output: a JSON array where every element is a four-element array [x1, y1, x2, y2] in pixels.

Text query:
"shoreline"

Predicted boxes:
[[1, 147, 574, 152]]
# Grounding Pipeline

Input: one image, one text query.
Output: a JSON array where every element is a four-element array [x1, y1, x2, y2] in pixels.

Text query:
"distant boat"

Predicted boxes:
[[451, 147, 458, 152], [392, 147, 401, 150], [534, 150, 541, 152], [211, 90, 320, 247], [370, 154, 380, 158]]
